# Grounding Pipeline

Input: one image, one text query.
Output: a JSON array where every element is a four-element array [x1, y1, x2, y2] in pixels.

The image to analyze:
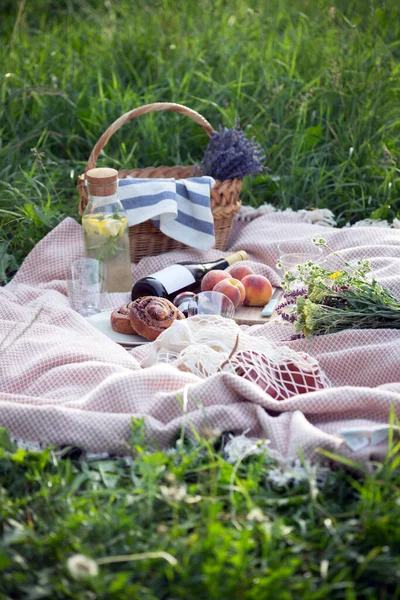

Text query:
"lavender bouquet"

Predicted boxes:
[[200, 124, 266, 181], [277, 238, 400, 338]]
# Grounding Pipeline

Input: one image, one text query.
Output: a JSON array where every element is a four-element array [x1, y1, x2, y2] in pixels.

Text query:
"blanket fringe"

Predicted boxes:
[[237, 204, 399, 230], [345, 217, 400, 229], [237, 204, 336, 227]]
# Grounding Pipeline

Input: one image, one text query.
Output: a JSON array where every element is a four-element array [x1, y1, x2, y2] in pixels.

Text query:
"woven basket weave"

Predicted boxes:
[[77, 102, 242, 263]]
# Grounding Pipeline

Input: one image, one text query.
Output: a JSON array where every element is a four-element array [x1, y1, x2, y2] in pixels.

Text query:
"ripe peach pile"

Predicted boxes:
[[201, 265, 273, 308]]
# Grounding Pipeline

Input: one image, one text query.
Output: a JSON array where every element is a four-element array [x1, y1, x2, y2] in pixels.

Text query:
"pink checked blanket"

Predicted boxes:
[[1, 212, 399, 463]]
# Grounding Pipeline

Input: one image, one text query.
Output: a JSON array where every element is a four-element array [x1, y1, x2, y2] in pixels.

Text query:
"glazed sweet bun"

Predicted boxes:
[[110, 302, 137, 335], [129, 296, 185, 341]]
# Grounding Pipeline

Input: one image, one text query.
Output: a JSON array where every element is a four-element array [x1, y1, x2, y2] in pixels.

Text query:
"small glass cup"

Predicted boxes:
[[277, 243, 325, 289], [173, 291, 196, 317], [186, 291, 235, 319], [67, 258, 106, 317]]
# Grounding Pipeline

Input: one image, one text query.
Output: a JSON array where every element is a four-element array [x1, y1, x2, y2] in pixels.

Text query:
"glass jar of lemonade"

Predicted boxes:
[[82, 167, 132, 293]]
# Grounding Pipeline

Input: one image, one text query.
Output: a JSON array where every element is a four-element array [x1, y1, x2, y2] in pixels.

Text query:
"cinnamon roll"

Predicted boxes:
[[129, 296, 185, 341], [110, 302, 137, 335]]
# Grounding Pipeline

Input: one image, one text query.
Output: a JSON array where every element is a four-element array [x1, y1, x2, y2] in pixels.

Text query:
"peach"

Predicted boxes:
[[201, 269, 230, 292], [228, 264, 254, 281], [242, 274, 273, 306], [213, 278, 245, 308]]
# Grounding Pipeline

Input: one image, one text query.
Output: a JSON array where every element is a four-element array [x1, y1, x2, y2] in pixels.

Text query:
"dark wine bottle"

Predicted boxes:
[[131, 250, 248, 301]]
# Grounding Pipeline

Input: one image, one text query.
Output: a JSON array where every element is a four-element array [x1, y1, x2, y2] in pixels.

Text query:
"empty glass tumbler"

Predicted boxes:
[[68, 258, 106, 317]]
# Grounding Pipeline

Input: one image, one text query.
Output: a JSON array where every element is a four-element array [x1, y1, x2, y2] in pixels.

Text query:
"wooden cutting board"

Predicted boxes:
[[233, 305, 279, 325], [233, 289, 283, 325]]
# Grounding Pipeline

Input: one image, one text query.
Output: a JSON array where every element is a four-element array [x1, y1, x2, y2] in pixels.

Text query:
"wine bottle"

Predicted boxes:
[[131, 250, 248, 301]]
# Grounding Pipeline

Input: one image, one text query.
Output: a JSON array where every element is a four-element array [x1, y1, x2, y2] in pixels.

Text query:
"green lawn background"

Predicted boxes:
[[1, 2, 400, 598]]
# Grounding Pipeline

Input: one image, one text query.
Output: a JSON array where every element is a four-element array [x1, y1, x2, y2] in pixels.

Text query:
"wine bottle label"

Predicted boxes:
[[150, 265, 196, 294]]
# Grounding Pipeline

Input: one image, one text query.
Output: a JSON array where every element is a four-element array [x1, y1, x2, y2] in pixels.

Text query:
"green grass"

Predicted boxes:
[[1, 424, 400, 599], [1, 0, 400, 280], [1, 2, 400, 597]]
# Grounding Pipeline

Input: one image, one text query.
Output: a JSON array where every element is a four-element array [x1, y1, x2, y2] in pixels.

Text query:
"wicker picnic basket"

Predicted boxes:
[[77, 102, 242, 263]]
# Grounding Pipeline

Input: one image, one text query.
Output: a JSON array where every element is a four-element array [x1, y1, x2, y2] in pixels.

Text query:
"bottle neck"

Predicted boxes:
[[180, 251, 248, 273], [86, 178, 121, 211], [225, 250, 248, 265], [192, 251, 248, 274], [88, 192, 120, 210]]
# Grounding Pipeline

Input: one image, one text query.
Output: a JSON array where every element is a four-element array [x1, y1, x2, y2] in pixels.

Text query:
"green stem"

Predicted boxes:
[[320, 242, 364, 275]]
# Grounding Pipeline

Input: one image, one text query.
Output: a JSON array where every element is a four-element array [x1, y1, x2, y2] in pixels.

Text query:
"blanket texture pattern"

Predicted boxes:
[[1, 212, 399, 463]]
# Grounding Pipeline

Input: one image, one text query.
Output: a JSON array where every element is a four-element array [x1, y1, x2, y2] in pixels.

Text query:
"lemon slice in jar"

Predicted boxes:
[[102, 218, 124, 237], [83, 216, 126, 237]]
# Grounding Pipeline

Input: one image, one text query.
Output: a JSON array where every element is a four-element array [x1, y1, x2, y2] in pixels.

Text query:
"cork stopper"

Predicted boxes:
[[226, 250, 248, 265], [86, 167, 118, 197]]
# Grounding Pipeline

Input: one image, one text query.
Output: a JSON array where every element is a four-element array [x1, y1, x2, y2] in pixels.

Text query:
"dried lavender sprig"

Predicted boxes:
[[279, 312, 298, 324], [290, 332, 306, 340], [276, 288, 307, 322], [285, 288, 308, 300], [200, 125, 266, 181]]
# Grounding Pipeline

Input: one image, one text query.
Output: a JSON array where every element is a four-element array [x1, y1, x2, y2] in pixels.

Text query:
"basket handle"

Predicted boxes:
[[84, 102, 214, 173]]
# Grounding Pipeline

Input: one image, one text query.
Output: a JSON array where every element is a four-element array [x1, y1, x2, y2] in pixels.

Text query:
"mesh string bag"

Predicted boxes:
[[143, 315, 329, 399], [226, 348, 327, 400]]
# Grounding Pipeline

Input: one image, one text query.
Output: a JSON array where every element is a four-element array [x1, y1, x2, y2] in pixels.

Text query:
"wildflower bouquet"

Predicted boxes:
[[277, 238, 400, 338], [200, 123, 266, 180]]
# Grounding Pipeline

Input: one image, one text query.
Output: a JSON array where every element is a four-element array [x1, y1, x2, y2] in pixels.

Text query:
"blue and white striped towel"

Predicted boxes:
[[118, 176, 216, 251]]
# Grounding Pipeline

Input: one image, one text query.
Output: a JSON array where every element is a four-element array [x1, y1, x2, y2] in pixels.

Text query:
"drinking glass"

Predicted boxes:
[[186, 291, 235, 319], [277, 243, 326, 289], [67, 258, 106, 317]]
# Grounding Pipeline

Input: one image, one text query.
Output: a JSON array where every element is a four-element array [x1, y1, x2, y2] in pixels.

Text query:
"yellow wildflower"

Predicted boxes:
[[329, 271, 342, 280]]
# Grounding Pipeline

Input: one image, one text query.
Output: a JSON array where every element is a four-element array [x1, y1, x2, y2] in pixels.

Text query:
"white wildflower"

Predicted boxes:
[[228, 15, 236, 26], [160, 484, 187, 502], [312, 237, 327, 246], [157, 523, 168, 535], [67, 554, 99, 580], [223, 433, 271, 464], [266, 458, 320, 488], [349, 147, 354, 158], [320, 559, 329, 579], [279, 525, 294, 536], [324, 518, 336, 536], [247, 508, 265, 523], [184, 495, 202, 504]]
